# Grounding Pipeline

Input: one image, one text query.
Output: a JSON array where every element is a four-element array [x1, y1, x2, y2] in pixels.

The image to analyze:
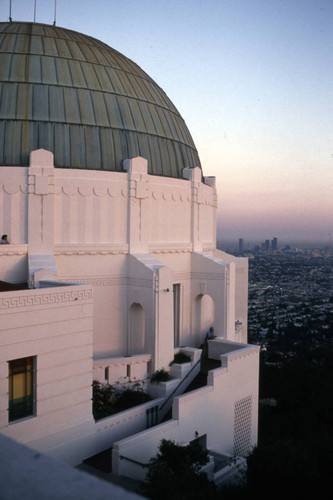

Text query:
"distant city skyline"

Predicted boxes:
[[218, 235, 331, 250], [1, 0, 332, 242]]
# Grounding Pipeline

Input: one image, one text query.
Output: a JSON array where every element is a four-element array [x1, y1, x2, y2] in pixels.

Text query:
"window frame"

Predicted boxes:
[[8, 356, 36, 423]]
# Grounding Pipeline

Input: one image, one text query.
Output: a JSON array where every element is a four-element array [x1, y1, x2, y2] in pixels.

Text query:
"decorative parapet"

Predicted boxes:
[[0, 244, 27, 256], [208, 339, 259, 365], [58, 183, 128, 199], [221, 345, 259, 368], [0, 178, 27, 194], [151, 189, 190, 203]]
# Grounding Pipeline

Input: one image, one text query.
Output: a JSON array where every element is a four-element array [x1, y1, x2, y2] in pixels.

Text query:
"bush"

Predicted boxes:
[[92, 381, 151, 420], [142, 439, 216, 500], [116, 383, 152, 412], [92, 381, 117, 420], [150, 368, 170, 384], [170, 352, 191, 365]]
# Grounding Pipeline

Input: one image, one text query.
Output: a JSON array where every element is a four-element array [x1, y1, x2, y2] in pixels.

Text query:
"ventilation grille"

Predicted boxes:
[[234, 395, 252, 456]]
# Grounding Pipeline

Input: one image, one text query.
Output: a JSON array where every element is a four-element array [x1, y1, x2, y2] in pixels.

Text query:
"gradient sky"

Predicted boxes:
[[1, 0, 332, 244]]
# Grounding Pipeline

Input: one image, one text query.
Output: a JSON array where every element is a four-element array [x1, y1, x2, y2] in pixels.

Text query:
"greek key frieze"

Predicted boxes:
[[173, 272, 225, 281], [191, 272, 225, 281], [173, 272, 192, 281], [0, 288, 92, 310]]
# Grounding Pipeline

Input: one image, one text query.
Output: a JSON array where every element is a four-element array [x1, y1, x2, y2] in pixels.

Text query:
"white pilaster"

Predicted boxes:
[[123, 157, 150, 254], [153, 265, 174, 371], [183, 167, 202, 252], [224, 261, 236, 341], [204, 175, 217, 248], [28, 149, 57, 287]]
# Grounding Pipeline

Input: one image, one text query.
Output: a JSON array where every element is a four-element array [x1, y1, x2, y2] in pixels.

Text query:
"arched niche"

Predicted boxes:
[[129, 303, 145, 355], [194, 294, 215, 345]]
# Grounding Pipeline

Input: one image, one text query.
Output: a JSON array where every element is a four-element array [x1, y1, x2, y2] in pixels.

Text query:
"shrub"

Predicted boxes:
[[150, 368, 170, 384], [116, 383, 151, 412], [170, 352, 191, 365], [92, 381, 117, 420], [142, 439, 216, 500], [93, 380, 151, 420]]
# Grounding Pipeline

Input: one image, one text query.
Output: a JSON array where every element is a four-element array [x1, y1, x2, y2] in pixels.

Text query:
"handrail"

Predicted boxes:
[[159, 357, 201, 412], [119, 455, 147, 468]]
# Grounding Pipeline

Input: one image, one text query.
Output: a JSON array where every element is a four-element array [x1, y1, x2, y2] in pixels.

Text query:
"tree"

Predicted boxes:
[[142, 439, 216, 500]]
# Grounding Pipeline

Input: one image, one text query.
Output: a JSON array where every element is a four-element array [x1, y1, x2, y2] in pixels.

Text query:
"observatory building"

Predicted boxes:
[[0, 22, 259, 486]]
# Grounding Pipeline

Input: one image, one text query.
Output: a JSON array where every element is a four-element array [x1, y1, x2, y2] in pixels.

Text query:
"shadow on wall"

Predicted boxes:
[[129, 303, 145, 355]]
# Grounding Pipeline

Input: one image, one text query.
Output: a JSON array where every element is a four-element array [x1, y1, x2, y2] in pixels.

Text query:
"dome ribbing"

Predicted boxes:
[[0, 22, 201, 177]]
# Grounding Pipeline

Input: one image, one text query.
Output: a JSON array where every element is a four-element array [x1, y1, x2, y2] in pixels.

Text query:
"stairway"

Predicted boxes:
[[160, 356, 221, 422]]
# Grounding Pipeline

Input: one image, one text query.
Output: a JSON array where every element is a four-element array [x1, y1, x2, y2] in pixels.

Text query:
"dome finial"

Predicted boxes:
[[53, 0, 57, 26]]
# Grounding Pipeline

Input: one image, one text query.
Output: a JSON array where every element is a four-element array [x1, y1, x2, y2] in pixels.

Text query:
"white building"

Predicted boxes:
[[0, 21, 259, 487]]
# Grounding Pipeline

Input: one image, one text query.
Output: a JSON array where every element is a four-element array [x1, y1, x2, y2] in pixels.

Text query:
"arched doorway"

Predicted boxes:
[[129, 303, 145, 355]]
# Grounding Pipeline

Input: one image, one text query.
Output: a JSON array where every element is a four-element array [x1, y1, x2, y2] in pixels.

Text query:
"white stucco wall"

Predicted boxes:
[[1, 152, 244, 366], [0, 151, 255, 470], [0, 284, 94, 457], [54, 168, 129, 246]]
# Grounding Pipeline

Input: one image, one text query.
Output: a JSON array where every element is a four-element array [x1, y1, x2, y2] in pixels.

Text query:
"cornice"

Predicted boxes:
[[59, 276, 153, 288]]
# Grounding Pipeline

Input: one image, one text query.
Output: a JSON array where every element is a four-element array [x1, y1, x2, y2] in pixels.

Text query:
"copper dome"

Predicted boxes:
[[0, 22, 201, 177]]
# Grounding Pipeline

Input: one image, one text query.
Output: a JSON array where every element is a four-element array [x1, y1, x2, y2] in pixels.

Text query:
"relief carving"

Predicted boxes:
[[0, 288, 92, 310]]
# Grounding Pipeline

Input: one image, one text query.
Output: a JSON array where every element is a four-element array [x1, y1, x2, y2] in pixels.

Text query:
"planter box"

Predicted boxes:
[[147, 378, 179, 399], [170, 362, 192, 379]]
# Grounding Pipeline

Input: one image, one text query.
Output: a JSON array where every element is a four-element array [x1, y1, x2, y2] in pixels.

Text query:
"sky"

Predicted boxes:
[[1, 0, 332, 245]]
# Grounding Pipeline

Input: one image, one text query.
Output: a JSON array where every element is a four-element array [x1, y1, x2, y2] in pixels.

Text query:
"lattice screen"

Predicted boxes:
[[234, 395, 252, 456]]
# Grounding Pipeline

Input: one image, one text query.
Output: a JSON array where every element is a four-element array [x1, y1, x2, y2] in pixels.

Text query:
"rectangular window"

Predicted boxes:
[[8, 356, 36, 422]]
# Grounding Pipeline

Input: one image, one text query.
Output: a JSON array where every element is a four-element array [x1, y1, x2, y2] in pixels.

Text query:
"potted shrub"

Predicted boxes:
[[150, 368, 170, 384], [170, 352, 191, 365], [170, 352, 192, 379]]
